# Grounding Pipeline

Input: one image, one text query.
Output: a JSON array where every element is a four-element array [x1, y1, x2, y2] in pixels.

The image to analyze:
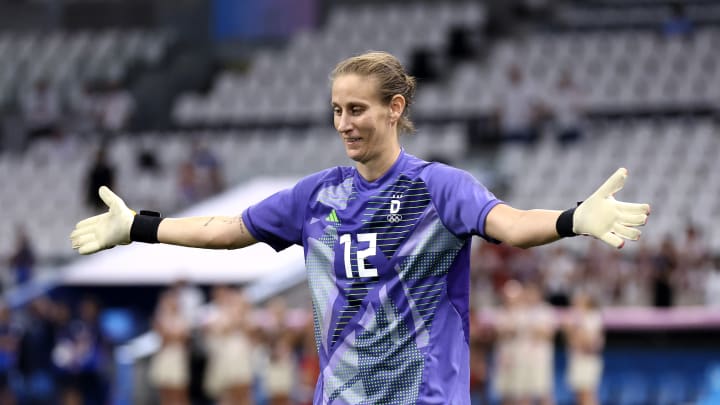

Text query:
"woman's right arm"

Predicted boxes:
[[158, 215, 257, 250], [71, 186, 258, 254]]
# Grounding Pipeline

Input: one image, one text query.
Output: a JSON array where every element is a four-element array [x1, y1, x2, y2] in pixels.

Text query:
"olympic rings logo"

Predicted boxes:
[[387, 214, 403, 223]]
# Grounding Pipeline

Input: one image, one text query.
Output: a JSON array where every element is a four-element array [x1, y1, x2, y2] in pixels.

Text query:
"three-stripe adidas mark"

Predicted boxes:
[[326, 209, 340, 223]]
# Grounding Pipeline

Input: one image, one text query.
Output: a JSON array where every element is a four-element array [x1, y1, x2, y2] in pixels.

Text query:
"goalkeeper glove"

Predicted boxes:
[[560, 168, 650, 249], [70, 186, 134, 255]]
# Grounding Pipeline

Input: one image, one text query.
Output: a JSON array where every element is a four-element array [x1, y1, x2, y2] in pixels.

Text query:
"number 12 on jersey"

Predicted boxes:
[[339, 233, 378, 278]]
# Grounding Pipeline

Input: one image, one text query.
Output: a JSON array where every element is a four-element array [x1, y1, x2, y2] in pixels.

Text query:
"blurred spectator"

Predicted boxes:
[[8, 226, 35, 287], [564, 292, 604, 405], [19, 79, 61, 146], [540, 246, 575, 307], [136, 145, 162, 174], [97, 81, 136, 134], [521, 283, 556, 405], [507, 247, 540, 283], [704, 256, 720, 307], [190, 139, 224, 198], [177, 160, 199, 206], [149, 290, 191, 405], [652, 236, 677, 307], [409, 49, 440, 83], [69, 82, 102, 135], [17, 297, 61, 405], [469, 311, 493, 405], [492, 280, 524, 405], [678, 224, 707, 271], [662, 2, 694, 38], [173, 278, 204, 325], [495, 65, 545, 144], [257, 298, 297, 405], [178, 140, 224, 206], [447, 26, 476, 62], [84, 147, 116, 212], [263, 336, 295, 405], [203, 286, 253, 405], [0, 302, 19, 405], [296, 320, 319, 405], [550, 71, 586, 146], [53, 297, 109, 405]]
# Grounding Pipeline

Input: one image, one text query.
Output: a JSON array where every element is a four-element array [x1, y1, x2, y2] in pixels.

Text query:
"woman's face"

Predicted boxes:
[[331, 74, 399, 165]]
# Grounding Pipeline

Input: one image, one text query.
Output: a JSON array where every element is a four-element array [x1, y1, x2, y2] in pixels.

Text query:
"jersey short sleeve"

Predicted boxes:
[[422, 163, 503, 241], [242, 171, 327, 251]]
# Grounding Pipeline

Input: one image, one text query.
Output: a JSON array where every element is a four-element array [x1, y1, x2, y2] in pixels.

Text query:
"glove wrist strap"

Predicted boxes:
[[130, 210, 163, 243], [556, 208, 577, 238]]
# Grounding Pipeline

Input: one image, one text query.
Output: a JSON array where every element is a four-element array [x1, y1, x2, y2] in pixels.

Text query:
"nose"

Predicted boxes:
[[336, 112, 352, 133]]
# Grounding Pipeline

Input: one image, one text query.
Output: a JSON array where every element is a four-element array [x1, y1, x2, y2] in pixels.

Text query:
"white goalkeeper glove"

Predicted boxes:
[[572, 168, 650, 249], [70, 186, 135, 255]]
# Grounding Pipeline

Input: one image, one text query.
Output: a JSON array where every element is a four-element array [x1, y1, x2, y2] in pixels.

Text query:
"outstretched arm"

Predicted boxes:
[[158, 215, 256, 249], [485, 168, 650, 249], [70, 186, 257, 255], [485, 205, 564, 249]]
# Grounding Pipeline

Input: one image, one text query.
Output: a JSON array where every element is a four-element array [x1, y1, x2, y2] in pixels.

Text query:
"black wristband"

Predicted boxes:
[[556, 207, 577, 238], [130, 211, 163, 243]]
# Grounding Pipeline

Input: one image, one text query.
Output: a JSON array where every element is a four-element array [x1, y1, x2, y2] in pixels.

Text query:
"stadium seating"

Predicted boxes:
[[0, 29, 172, 110], [496, 118, 720, 251], [172, 1, 486, 126]]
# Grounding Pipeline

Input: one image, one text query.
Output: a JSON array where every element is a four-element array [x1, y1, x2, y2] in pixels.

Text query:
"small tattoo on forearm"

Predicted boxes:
[[220, 216, 240, 225], [203, 217, 216, 227]]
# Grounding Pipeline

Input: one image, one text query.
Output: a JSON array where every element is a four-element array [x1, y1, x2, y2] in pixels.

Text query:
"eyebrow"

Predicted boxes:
[[331, 101, 369, 107]]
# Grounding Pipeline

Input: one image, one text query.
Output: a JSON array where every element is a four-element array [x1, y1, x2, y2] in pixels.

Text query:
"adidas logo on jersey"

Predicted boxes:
[[326, 209, 340, 223]]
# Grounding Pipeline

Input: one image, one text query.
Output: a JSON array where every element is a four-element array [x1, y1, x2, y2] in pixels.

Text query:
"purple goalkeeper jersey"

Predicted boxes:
[[242, 150, 502, 404]]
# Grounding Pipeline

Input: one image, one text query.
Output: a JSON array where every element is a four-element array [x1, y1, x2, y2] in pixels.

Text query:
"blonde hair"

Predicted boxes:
[[331, 51, 417, 134]]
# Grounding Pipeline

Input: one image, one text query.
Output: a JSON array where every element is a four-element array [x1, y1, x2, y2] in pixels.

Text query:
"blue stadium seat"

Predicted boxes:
[[655, 372, 689, 405], [616, 372, 651, 405]]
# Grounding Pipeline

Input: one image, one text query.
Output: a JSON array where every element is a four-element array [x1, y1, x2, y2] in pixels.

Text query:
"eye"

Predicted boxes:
[[351, 107, 364, 115], [332, 106, 341, 115]]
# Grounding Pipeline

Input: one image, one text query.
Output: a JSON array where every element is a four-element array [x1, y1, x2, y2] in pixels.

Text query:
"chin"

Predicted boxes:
[[344, 148, 364, 162]]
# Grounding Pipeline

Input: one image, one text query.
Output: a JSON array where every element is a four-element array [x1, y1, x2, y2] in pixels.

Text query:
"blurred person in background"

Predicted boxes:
[[258, 298, 299, 405], [540, 246, 575, 307], [177, 160, 199, 206], [53, 297, 109, 405], [495, 65, 546, 144], [84, 147, 116, 212], [71, 51, 650, 405], [172, 277, 204, 325], [652, 235, 677, 307], [296, 319, 319, 405], [492, 280, 525, 405], [68, 82, 102, 135], [149, 289, 191, 405], [8, 226, 35, 287], [17, 297, 62, 405], [703, 256, 720, 307], [469, 311, 494, 405], [519, 282, 557, 405], [0, 302, 19, 405], [203, 286, 253, 405], [263, 336, 296, 405], [97, 80, 136, 134], [662, 2, 694, 38], [19, 79, 61, 146], [550, 71, 586, 147], [190, 139, 224, 199], [563, 291, 604, 405]]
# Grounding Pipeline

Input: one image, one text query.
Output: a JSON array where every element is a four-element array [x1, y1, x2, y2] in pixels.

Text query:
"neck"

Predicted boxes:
[[356, 146, 401, 182]]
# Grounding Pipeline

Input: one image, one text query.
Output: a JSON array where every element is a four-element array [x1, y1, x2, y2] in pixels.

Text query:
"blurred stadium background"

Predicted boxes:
[[1, 0, 720, 404]]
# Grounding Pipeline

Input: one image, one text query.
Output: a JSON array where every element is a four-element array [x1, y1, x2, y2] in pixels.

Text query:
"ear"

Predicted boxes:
[[389, 94, 406, 124]]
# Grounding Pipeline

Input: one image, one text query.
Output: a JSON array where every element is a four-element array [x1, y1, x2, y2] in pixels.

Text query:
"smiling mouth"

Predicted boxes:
[[344, 137, 362, 144]]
